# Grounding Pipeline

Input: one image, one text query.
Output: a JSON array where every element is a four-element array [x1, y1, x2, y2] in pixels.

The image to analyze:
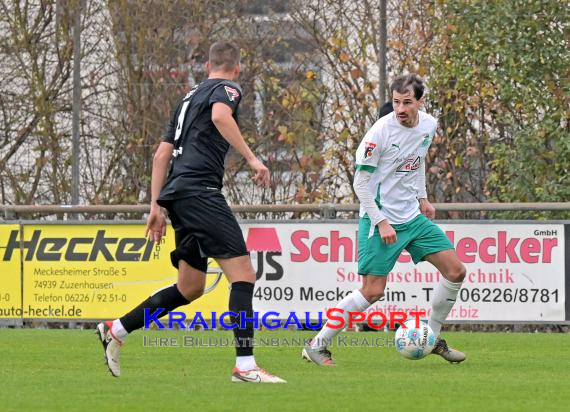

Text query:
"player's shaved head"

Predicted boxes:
[[208, 41, 240, 72]]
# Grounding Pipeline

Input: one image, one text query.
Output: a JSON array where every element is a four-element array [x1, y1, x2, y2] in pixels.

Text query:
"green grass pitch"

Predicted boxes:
[[1, 329, 569, 411]]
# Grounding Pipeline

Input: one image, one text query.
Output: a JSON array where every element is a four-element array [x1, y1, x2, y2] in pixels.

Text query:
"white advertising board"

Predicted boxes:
[[244, 223, 565, 322]]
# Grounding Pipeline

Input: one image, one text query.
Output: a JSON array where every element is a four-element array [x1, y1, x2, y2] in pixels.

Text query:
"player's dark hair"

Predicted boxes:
[[390, 74, 425, 100], [208, 41, 240, 71]]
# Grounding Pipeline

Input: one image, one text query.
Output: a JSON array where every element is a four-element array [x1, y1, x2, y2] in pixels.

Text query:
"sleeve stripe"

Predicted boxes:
[[355, 164, 377, 172]]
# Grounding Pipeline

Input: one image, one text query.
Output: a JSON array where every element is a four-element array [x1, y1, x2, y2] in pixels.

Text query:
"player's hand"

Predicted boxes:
[[248, 157, 270, 187], [145, 207, 166, 243], [378, 220, 397, 244], [419, 198, 436, 219]]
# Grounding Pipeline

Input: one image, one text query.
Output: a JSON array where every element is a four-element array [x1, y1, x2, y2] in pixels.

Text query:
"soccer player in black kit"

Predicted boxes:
[[96, 41, 286, 383]]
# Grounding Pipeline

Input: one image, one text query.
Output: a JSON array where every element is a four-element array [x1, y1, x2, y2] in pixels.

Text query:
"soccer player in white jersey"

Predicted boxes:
[[303, 74, 466, 365]]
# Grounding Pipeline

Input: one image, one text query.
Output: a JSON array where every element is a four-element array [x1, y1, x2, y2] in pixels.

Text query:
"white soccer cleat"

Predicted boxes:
[[96, 321, 122, 377], [302, 342, 336, 367], [231, 367, 287, 383]]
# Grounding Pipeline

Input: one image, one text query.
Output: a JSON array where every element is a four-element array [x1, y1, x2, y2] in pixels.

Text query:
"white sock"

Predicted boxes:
[[236, 355, 257, 371], [111, 319, 128, 341], [311, 289, 370, 348], [428, 276, 462, 336]]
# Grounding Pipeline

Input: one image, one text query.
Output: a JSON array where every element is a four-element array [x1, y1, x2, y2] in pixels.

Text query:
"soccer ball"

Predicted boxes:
[[394, 320, 436, 360]]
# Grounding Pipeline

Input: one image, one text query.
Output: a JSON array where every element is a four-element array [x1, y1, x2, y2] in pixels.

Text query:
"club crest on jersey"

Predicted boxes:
[[224, 86, 240, 102], [396, 156, 420, 175], [364, 142, 377, 159]]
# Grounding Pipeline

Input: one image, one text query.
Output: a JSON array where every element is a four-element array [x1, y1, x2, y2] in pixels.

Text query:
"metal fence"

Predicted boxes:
[[2, 202, 570, 220]]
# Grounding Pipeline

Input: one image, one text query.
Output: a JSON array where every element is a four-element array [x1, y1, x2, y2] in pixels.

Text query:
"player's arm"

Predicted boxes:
[[211, 102, 269, 187], [353, 129, 396, 244], [150, 142, 173, 210], [417, 152, 435, 219], [145, 141, 173, 243], [353, 170, 396, 244]]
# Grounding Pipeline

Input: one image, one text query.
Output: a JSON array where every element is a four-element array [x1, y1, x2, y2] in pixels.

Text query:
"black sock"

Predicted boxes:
[[229, 281, 255, 357], [120, 284, 190, 333]]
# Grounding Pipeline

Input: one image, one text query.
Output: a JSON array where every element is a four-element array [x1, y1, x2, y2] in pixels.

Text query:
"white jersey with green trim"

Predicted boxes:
[[354, 110, 437, 224]]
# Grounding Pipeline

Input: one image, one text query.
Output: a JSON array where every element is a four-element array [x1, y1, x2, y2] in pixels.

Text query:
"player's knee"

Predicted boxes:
[[369, 291, 385, 303], [447, 263, 466, 283], [362, 287, 385, 303], [178, 284, 204, 302], [229, 267, 256, 284], [148, 284, 192, 308]]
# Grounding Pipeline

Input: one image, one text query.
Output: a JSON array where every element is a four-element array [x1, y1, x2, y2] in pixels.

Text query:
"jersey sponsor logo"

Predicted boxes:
[[224, 86, 240, 102], [395, 156, 420, 175], [421, 134, 431, 147], [364, 142, 377, 159]]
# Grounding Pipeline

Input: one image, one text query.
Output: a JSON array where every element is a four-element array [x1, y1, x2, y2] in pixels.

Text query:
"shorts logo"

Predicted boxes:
[[364, 142, 377, 159], [224, 86, 240, 102], [395, 156, 420, 175]]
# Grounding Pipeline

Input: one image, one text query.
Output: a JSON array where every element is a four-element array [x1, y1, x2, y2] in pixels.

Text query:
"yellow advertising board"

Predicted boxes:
[[0, 224, 23, 318], [18, 224, 228, 319]]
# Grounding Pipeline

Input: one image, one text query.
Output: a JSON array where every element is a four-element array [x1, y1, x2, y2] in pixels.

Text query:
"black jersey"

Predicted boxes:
[[378, 101, 393, 119], [157, 79, 242, 203]]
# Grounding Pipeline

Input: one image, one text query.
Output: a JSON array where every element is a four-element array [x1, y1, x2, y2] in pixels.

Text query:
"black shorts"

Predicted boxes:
[[162, 192, 248, 272]]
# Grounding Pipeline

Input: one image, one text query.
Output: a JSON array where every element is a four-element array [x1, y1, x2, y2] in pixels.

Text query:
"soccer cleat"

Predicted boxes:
[[231, 367, 287, 383], [302, 342, 336, 367], [431, 337, 466, 363], [96, 321, 122, 377]]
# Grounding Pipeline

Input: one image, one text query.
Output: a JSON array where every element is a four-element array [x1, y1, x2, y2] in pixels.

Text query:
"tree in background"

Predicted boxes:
[[429, 0, 568, 218], [105, 0, 241, 206], [106, 1, 329, 218], [0, 0, 75, 204], [0, 0, 117, 207], [0, 0, 567, 220], [289, 0, 382, 208]]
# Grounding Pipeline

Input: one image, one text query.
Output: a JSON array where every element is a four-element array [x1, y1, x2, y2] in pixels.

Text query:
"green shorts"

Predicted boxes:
[[358, 214, 454, 275]]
